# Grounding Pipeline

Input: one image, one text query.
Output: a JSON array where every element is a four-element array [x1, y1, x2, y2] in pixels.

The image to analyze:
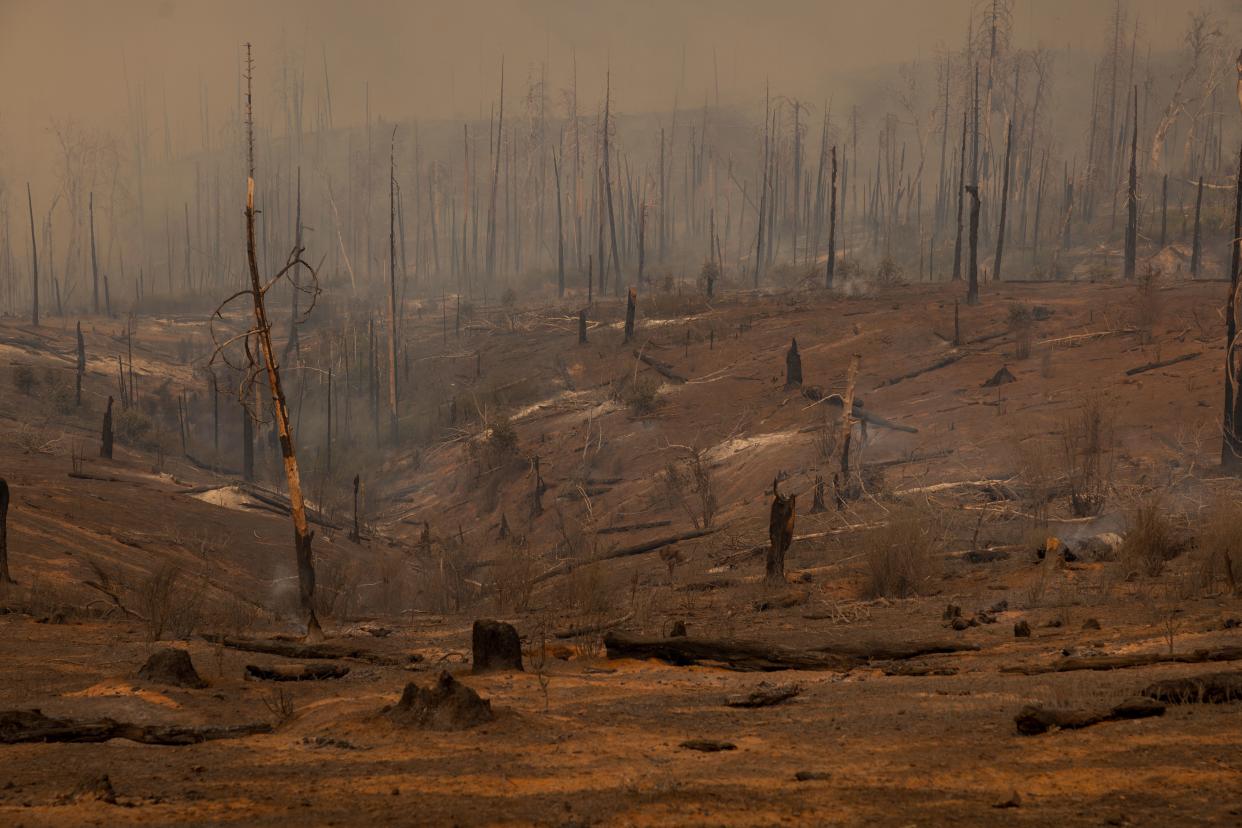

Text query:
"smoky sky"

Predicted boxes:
[[0, 0, 1228, 186]]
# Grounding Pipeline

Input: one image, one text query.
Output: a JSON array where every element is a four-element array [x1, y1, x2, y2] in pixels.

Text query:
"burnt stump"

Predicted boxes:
[[472, 619, 523, 674]]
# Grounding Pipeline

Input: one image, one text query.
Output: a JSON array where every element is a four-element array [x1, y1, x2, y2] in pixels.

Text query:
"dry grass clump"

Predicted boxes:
[[662, 446, 717, 529], [864, 506, 942, 599], [135, 562, 205, 641]]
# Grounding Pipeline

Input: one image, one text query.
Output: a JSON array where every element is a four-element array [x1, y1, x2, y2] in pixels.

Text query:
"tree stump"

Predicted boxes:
[[386, 671, 494, 731], [137, 649, 207, 688], [471, 619, 523, 673], [785, 338, 802, 388]]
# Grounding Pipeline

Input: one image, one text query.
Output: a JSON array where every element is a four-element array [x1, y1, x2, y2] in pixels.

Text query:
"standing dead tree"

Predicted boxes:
[[965, 185, 981, 305], [766, 478, 795, 584], [26, 184, 38, 327], [211, 45, 324, 641], [100, 396, 114, 459], [0, 478, 12, 584], [1223, 142, 1242, 471]]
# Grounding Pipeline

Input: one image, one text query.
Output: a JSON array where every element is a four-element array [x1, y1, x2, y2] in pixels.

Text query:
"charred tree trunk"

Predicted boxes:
[[834, 354, 860, 508], [0, 479, 11, 584], [239, 46, 321, 640], [350, 474, 361, 542], [966, 185, 981, 305], [826, 146, 838, 288], [1191, 176, 1204, 277], [578, 309, 587, 344], [1222, 143, 1242, 471], [553, 148, 565, 297], [785, 338, 802, 388], [992, 120, 1013, 283], [75, 322, 85, 407], [766, 480, 795, 584], [388, 130, 400, 442], [623, 287, 636, 343], [952, 111, 967, 281], [100, 396, 114, 459], [1124, 87, 1139, 281], [89, 192, 100, 315], [26, 184, 38, 327]]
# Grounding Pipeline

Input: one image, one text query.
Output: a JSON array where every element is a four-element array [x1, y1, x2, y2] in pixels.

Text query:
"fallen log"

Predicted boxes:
[[244, 664, 350, 682], [553, 612, 634, 639], [1002, 646, 1242, 675], [680, 739, 737, 752], [1142, 671, 1242, 704], [863, 448, 954, 470], [596, 520, 673, 535], [0, 709, 272, 745], [534, 527, 718, 584], [894, 479, 1017, 499], [68, 472, 124, 483], [1015, 697, 1165, 735], [806, 396, 919, 433], [878, 352, 966, 388], [633, 350, 687, 383], [238, 484, 344, 531], [603, 632, 977, 672], [184, 453, 240, 476], [1125, 351, 1200, 376], [205, 636, 402, 666], [725, 682, 803, 708], [716, 522, 887, 569]]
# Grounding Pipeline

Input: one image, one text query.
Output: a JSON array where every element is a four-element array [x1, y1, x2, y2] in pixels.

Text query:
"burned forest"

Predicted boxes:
[[3, 0, 1242, 824]]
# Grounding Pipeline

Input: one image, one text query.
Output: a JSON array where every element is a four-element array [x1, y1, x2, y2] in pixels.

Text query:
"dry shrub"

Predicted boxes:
[[875, 257, 904, 286], [1014, 436, 1058, 525], [13, 423, 61, 455], [864, 506, 942, 599], [1193, 497, 1242, 594], [613, 372, 661, 416], [136, 562, 203, 641], [1120, 496, 1177, 579], [114, 407, 155, 448], [1132, 265, 1161, 344], [313, 556, 359, 621], [663, 447, 717, 529], [12, 365, 36, 395], [1008, 303, 1033, 360], [1061, 397, 1115, 517], [261, 687, 296, 725], [492, 540, 540, 614]]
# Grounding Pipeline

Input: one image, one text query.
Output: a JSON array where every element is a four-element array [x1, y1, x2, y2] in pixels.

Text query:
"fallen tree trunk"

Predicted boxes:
[[205, 635, 401, 666], [534, 527, 718, 584], [878, 352, 966, 388], [596, 520, 672, 535], [804, 396, 918, 433], [1003, 646, 1242, 675], [0, 709, 272, 745], [633, 350, 687, 383], [1142, 671, 1242, 704], [244, 663, 350, 681], [603, 632, 977, 672], [893, 479, 1017, 498], [553, 611, 634, 639], [1015, 698, 1165, 735], [725, 682, 803, 707], [238, 484, 344, 531], [863, 448, 955, 470], [1125, 351, 1200, 376]]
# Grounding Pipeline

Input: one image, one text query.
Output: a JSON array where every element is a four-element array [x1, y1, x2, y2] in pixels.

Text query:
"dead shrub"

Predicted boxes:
[[864, 507, 942, 599], [13, 422, 61, 456], [492, 540, 540, 614], [613, 372, 661, 416], [114, 407, 155, 448], [135, 562, 203, 641], [662, 446, 717, 529], [12, 365, 36, 395], [1193, 497, 1242, 594], [1121, 497, 1177, 579], [1008, 303, 1033, 360], [261, 687, 296, 725], [1061, 397, 1115, 517], [875, 257, 904, 286], [1132, 265, 1161, 344]]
